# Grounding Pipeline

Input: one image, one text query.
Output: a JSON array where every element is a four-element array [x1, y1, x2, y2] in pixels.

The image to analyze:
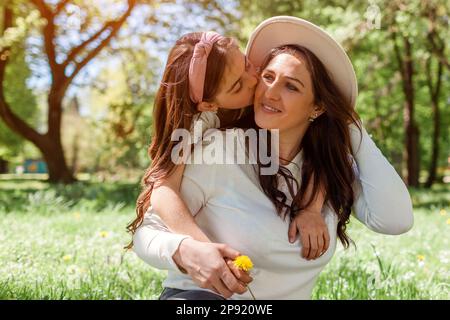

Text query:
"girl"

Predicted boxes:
[[126, 31, 329, 261]]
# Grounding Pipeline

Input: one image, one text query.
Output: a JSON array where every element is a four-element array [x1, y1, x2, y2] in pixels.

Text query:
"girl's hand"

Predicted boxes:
[[226, 259, 253, 286], [288, 210, 330, 260]]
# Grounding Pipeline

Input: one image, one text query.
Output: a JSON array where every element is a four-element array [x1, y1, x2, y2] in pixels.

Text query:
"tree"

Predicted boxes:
[[422, 1, 448, 187], [390, 24, 420, 186], [0, 0, 137, 182]]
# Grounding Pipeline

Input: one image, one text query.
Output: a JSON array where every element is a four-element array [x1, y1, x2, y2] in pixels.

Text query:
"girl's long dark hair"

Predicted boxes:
[[257, 45, 361, 248], [125, 33, 237, 248]]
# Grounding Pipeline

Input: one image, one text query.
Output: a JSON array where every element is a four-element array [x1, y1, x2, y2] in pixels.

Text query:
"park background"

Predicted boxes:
[[0, 0, 449, 299]]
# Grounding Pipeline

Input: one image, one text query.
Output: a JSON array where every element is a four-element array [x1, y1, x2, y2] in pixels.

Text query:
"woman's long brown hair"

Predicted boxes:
[[125, 33, 236, 248], [257, 45, 361, 248]]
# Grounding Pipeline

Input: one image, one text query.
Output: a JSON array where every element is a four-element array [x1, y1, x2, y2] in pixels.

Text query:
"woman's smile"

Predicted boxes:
[[259, 101, 283, 114]]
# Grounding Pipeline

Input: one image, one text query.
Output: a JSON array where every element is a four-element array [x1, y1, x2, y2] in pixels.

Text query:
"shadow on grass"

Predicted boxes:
[[409, 184, 450, 211]]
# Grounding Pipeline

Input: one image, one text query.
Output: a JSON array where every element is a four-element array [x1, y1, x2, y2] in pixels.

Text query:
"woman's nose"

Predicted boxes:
[[265, 82, 280, 100]]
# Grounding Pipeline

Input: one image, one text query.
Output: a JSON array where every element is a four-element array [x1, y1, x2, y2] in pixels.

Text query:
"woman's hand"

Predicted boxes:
[[288, 210, 330, 260], [172, 238, 251, 298]]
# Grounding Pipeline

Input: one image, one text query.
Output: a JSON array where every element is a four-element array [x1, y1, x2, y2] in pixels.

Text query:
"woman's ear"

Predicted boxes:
[[197, 101, 219, 112]]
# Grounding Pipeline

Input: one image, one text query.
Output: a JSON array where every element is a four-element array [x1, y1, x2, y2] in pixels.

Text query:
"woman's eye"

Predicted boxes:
[[287, 83, 298, 91], [262, 74, 273, 81]]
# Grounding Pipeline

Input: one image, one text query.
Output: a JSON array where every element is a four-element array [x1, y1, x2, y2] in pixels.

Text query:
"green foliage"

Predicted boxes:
[[236, 0, 450, 181], [0, 46, 38, 161], [87, 48, 157, 172], [0, 178, 139, 213]]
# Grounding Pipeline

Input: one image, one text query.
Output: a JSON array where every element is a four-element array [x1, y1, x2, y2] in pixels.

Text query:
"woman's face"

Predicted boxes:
[[213, 47, 258, 109], [254, 53, 319, 136]]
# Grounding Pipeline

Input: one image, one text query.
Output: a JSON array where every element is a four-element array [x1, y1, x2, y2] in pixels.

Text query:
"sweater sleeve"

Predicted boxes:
[[132, 212, 193, 272], [350, 124, 414, 234], [133, 140, 218, 271]]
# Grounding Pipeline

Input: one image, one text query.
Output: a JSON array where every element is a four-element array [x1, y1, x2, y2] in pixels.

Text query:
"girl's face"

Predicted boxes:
[[213, 47, 258, 109], [254, 53, 321, 136]]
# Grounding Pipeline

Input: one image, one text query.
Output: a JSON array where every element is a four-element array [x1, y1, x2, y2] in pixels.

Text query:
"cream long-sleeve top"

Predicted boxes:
[[133, 122, 414, 300]]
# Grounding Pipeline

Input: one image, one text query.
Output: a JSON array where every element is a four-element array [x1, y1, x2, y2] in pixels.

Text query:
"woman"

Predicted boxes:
[[132, 16, 413, 300]]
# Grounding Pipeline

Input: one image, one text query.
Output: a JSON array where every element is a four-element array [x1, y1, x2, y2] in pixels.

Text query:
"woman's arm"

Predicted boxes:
[[350, 124, 414, 234], [151, 164, 211, 243]]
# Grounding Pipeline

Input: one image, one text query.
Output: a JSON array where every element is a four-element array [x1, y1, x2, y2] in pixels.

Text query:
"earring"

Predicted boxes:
[[309, 113, 317, 122]]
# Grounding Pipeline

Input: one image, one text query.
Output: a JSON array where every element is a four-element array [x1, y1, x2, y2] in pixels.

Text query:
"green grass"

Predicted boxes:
[[0, 179, 448, 299]]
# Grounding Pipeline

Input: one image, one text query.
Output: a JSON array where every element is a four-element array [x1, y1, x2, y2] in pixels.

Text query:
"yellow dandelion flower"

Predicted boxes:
[[99, 231, 109, 238], [62, 254, 72, 262], [74, 212, 81, 220], [233, 255, 254, 272], [233, 255, 256, 300], [446, 218, 450, 225], [439, 209, 447, 216], [417, 255, 425, 261]]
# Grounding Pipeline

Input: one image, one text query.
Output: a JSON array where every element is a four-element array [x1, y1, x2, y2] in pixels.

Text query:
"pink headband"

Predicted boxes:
[[188, 31, 224, 104]]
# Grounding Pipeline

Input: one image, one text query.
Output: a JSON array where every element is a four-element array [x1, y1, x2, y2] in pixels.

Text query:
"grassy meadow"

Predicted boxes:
[[0, 178, 448, 299]]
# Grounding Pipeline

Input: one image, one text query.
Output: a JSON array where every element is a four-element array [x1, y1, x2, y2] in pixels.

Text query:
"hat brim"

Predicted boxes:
[[246, 16, 358, 109]]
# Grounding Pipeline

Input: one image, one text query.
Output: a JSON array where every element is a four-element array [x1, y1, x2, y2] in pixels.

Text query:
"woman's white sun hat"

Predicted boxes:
[[246, 16, 358, 109]]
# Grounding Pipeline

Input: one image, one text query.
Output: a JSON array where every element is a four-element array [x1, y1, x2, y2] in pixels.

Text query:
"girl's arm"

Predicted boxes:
[[150, 164, 211, 243], [133, 145, 250, 297], [288, 177, 329, 260], [350, 124, 414, 234]]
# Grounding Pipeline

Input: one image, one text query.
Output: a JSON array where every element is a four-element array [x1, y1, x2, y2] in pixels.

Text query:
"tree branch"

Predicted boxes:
[[424, 54, 443, 101], [62, 20, 115, 69], [55, 0, 71, 15], [428, 32, 449, 71], [0, 7, 43, 145], [433, 59, 443, 100], [30, 0, 52, 18], [30, 0, 61, 76], [423, 1, 450, 72], [390, 30, 405, 78], [67, 0, 137, 83]]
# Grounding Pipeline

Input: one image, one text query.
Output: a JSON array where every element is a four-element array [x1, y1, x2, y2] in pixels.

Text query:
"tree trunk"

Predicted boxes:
[[402, 38, 420, 187], [404, 116, 420, 187], [424, 60, 443, 188], [425, 99, 440, 188], [0, 157, 8, 173], [71, 132, 79, 175], [44, 89, 75, 183], [40, 135, 75, 183]]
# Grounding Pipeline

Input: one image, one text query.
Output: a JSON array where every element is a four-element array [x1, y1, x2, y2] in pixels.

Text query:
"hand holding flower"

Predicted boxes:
[[232, 255, 256, 300]]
